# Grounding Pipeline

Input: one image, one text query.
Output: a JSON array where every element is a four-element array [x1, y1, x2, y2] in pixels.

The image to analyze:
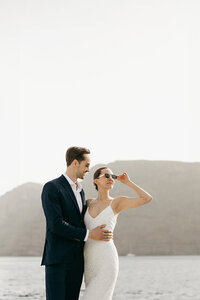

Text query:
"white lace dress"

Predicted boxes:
[[83, 201, 119, 300]]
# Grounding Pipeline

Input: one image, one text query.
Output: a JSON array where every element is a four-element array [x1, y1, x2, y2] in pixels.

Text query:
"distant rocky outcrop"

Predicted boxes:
[[0, 160, 200, 256], [0, 183, 44, 256]]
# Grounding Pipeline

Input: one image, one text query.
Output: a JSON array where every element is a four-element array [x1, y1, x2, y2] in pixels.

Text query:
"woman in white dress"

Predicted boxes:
[[83, 167, 152, 300]]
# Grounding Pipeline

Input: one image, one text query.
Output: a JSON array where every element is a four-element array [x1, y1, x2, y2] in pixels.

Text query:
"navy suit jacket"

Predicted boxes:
[[41, 175, 87, 266]]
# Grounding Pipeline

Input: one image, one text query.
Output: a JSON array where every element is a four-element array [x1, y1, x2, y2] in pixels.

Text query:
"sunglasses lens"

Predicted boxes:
[[103, 173, 117, 179]]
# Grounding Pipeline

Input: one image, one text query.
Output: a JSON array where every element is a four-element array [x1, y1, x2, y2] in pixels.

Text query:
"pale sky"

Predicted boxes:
[[0, 0, 200, 195]]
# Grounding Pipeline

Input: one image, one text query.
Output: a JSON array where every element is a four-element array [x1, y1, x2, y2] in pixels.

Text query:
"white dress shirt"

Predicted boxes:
[[63, 174, 89, 241]]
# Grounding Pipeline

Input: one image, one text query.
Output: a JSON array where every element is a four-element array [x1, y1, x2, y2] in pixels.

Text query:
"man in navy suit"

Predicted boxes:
[[41, 146, 113, 300]]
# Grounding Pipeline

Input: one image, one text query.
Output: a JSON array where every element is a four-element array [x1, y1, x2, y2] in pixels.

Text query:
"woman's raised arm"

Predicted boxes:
[[114, 173, 152, 214]]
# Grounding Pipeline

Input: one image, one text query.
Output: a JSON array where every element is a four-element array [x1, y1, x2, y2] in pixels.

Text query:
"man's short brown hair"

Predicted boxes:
[[65, 146, 90, 166]]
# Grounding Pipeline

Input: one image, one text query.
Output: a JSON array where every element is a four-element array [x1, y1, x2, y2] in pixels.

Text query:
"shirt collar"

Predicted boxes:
[[63, 173, 82, 192]]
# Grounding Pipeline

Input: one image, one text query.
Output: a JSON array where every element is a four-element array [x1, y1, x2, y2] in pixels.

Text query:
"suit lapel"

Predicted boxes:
[[59, 175, 81, 215], [80, 189, 87, 216]]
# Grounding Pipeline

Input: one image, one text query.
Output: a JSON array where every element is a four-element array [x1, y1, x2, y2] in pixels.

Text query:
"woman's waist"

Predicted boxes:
[[84, 239, 117, 256], [84, 238, 115, 247]]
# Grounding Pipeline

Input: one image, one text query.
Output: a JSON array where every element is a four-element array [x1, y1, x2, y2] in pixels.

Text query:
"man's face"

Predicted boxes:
[[76, 154, 90, 179]]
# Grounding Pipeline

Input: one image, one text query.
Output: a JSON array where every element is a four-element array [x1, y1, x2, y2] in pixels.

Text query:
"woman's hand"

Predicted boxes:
[[117, 172, 131, 185]]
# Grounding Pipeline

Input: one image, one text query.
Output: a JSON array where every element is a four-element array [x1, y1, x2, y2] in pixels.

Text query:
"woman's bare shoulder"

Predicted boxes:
[[111, 196, 123, 213], [86, 198, 95, 207], [112, 196, 124, 204]]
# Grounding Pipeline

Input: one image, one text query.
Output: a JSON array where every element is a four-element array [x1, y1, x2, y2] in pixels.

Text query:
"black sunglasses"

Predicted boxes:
[[98, 173, 118, 180]]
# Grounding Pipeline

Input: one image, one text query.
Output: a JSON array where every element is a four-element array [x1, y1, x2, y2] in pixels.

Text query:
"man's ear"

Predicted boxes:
[[72, 159, 79, 167]]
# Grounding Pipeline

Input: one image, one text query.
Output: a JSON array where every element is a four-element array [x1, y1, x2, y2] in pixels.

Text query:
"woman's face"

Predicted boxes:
[[95, 168, 115, 191]]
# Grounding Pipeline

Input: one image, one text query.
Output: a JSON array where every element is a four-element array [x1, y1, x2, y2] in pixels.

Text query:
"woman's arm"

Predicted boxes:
[[114, 173, 152, 213]]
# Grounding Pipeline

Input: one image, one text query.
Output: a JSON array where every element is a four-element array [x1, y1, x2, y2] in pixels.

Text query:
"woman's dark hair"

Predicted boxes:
[[65, 146, 90, 166], [93, 167, 107, 191]]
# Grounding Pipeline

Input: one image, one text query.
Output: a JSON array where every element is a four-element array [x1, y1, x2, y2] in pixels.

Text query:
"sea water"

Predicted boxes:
[[0, 256, 200, 300]]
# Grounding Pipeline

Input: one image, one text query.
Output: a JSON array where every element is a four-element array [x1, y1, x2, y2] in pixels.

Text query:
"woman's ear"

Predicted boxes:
[[94, 179, 98, 186]]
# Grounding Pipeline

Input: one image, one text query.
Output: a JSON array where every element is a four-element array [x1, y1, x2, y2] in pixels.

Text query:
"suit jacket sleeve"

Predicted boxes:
[[41, 182, 87, 242]]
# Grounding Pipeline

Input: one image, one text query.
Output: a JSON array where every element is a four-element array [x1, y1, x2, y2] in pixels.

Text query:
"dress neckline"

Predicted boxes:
[[87, 201, 115, 219]]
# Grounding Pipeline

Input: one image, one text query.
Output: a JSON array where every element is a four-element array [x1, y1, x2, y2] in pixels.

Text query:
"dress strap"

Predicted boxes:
[[88, 198, 96, 207], [109, 199, 114, 205]]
